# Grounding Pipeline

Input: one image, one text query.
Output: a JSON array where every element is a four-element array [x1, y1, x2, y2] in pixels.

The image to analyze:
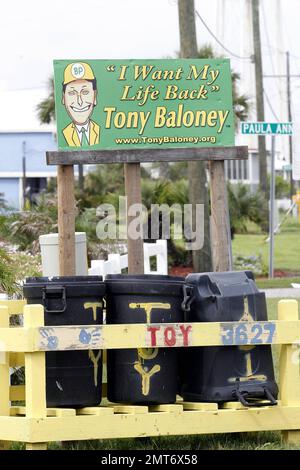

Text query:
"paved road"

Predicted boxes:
[[263, 288, 300, 298]]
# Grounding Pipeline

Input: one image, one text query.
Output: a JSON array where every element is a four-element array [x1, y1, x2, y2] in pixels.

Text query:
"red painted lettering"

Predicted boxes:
[[147, 326, 160, 347], [164, 327, 176, 346], [179, 324, 192, 346]]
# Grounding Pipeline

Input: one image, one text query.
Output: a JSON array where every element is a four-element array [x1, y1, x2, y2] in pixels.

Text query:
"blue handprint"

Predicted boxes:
[[79, 328, 101, 347], [39, 328, 59, 350], [79, 328, 91, 344]]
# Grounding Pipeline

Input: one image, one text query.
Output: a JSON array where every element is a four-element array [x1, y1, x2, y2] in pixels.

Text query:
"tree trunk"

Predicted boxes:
[[252, 0, 268, 196], [178, 0, 212, 272]]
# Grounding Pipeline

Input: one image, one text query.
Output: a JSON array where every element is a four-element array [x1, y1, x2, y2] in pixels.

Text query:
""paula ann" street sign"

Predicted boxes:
[[241, 121, 293, 136]]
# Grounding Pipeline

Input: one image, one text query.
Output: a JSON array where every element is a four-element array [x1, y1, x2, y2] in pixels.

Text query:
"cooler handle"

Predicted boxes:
[[234, 387, 277, 407], [42, 286, 67, 314], [181, 285, 195, 312]]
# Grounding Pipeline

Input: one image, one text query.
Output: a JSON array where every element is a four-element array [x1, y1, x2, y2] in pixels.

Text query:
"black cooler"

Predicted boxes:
[[105, 274, 184, 405], [181, 271, 278, 406], [23, 276, 105, 408]]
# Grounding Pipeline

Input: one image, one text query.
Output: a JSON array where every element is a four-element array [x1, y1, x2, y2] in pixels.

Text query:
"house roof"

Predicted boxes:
[[0, 88, 56, 133]]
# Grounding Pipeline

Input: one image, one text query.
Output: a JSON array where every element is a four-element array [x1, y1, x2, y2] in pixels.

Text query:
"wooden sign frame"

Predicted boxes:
[[46, 146, 248, 276]]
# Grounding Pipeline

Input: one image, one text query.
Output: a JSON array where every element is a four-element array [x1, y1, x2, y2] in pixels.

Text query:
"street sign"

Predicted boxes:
[[283, 164, 292, 172], [53, 59, 234, 151], [241, 122, 293, 135], [240, 121, 294, 279]]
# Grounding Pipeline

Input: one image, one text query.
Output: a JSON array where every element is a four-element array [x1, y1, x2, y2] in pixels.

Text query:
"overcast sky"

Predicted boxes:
[[1, 0, 300, 154], [0, 0, 181, 91], [1, 0, 298, 89]]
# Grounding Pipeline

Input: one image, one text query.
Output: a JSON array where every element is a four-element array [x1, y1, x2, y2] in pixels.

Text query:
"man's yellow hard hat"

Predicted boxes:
[[63, 62, 95, 85]]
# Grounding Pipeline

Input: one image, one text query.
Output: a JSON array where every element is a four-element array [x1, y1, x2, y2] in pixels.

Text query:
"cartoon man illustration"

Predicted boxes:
[[62, 62, 100, 147]]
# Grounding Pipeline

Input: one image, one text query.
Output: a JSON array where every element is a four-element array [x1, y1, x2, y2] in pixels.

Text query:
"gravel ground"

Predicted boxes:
[[263, 288, 300, 298]]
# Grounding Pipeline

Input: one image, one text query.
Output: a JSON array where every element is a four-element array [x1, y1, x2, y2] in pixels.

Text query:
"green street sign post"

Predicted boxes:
[[241, 121, 293, 279], [53, 59, 234, 151]]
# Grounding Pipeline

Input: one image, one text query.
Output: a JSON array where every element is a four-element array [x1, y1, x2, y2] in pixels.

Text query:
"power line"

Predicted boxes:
[[194, 9, 253, 61], [264, 74, 300, 78], [262, 43, 300, 61], [261, 1, 282, 97], [288, 52, 300, 61]]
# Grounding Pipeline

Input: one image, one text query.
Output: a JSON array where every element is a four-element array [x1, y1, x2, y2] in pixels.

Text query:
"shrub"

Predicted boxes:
[[228, 183, 268, 234], [3, 194, 58, 254], [0, 246, 18, 295], [233, 254, 268, 277], [267, 175, 291, 199]]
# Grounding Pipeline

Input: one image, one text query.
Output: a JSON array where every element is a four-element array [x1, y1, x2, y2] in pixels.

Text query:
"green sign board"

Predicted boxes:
[[53, 59, 234, 151], [241, 122, 293, 135]]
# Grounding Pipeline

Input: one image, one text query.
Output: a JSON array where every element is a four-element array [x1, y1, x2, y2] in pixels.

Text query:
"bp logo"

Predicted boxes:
[[71, 63, 85, 79]]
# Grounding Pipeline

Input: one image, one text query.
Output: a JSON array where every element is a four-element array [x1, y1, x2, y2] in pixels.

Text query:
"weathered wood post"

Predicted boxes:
[[0, 306, 10, 450], [124, 162, 144, 274], [279, 299, 300, 445], [57, 165, 76, 276]]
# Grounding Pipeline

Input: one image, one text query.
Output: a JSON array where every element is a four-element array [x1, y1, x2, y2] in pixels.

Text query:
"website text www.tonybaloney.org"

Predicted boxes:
[[114, 135, 216, 145]]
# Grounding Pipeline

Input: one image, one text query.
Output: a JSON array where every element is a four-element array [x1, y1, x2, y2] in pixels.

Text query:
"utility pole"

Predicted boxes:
[[22, 141, 27, 209], [177, 0, 212, 273], [264, 53, 298, 198], [286, 51, 294, 200], [252, 0, 268, 196]]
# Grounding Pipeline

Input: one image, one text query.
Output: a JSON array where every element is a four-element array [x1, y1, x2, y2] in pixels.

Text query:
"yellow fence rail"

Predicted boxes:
[[0, 299, 300, 450]]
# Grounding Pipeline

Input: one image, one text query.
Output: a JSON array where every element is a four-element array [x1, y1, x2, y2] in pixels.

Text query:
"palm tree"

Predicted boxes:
[[36, 78, 55, 124], [197, 44, 250, 128], [37, 77, 86, 190], [159, 44, 251, 180], [228, 182, 268, 234], [158, 44, 251, 272]]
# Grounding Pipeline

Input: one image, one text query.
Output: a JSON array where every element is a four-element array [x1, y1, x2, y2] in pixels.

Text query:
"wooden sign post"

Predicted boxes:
[[57, 165, 76, 276], [47, 146, 247, 276], [124, 162, 144, 274], [209, 160, 232, 272]]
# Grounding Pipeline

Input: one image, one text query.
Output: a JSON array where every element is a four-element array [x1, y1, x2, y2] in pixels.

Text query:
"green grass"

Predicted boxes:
[[256, 277, 300, 289], [48, 432, 300, 450], [232, 217, 300, 274], [12, 431, 299, 451]]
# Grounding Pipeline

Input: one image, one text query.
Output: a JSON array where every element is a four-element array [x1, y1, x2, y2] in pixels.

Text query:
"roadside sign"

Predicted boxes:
[[53, 59, 234, 151], [241, 122, 293, 135], [283, 164, 292, 172]]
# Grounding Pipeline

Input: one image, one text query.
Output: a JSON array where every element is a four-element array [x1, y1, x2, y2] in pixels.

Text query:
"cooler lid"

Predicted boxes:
[[185, 271, 259, 297]]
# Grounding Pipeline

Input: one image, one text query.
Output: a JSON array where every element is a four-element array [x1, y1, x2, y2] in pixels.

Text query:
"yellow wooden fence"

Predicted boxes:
[[0, 299, 300, 450]]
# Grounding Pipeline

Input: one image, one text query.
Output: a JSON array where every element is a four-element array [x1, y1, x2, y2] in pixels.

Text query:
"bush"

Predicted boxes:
[[228, 183, 268, 234], [233, 253, 268, 277], [0, 246, 18, 295], [267, 175, 291, 199]]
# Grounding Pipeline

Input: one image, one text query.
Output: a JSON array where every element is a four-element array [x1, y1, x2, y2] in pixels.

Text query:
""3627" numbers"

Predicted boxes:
[[221, 322, 276, 346]]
